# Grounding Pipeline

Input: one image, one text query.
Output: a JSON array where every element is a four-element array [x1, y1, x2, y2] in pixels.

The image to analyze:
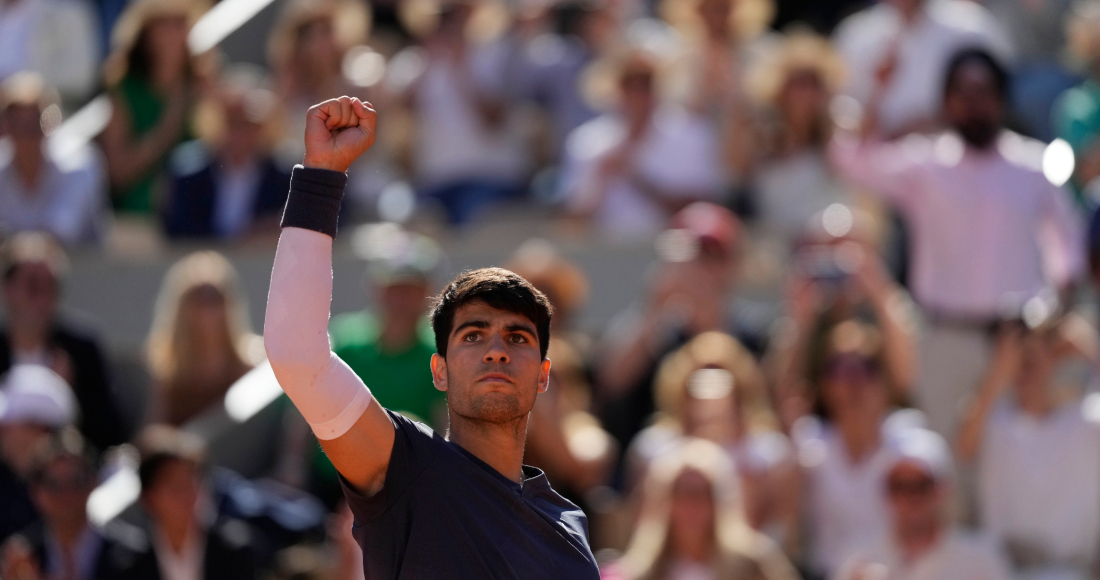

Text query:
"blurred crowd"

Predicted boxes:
[[4, 0, 1100, 577]]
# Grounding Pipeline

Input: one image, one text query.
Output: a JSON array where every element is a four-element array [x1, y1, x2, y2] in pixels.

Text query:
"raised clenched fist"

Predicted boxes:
[[302, 96, 377, 173]]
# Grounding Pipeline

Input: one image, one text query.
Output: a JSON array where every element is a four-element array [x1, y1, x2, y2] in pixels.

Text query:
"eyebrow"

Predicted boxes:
[[451, 320, 538, 338], [505, 323, 537, 337], [452, 320, 490, 336]]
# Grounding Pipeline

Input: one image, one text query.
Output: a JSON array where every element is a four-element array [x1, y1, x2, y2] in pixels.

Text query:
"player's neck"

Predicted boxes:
[[447, 412, 529, 484]]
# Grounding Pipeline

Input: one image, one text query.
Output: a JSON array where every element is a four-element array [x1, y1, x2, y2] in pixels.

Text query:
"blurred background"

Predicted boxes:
[[2, 0, 1100, 576]]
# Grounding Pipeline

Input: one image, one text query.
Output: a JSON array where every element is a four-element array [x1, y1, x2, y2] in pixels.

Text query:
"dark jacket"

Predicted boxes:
[[163, 144, 291, 239], [0, 324, 128, 450], [101, 515, 257, 580]]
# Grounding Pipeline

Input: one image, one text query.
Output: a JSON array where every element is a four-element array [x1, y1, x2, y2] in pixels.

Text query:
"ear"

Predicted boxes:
[[537, 358, 551, 394], [431, 353, 448, 392]]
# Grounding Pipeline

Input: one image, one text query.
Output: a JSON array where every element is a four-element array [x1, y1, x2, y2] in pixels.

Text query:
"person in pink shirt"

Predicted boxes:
[[830, 47, 1084, 439]]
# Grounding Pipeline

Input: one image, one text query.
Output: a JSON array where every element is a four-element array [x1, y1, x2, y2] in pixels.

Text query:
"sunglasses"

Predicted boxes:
[[886, 476, 936, 498], [823, 355, 880, 381]]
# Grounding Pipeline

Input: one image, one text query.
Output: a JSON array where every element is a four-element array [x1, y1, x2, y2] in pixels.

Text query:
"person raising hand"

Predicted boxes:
[[264, 96, 600, 579]]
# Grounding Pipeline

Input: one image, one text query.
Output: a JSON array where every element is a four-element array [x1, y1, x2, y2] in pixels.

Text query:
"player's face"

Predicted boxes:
[[431, 301, 550, 425]]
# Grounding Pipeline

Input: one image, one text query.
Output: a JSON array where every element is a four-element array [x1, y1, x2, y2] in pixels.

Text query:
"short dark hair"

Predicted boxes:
[[429, 268, 553, 360], [136, 424, 208, 491], [943, 47, 1009, 102]]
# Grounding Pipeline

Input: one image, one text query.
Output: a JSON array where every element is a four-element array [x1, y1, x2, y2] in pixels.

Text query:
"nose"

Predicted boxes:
[[482, 333, 510, 364]]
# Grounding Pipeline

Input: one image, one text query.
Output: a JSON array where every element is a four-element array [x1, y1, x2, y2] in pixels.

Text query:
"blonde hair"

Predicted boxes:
[[654, 331, 777, 432], [146, 252, 256, 388], [620, 439, 782, 580]]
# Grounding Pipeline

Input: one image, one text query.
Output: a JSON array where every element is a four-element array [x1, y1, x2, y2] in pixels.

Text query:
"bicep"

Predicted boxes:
[[318, 394, 395, 496]]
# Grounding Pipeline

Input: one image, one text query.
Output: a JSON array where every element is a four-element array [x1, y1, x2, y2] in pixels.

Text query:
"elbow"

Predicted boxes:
[[264, 331, 333, 390]]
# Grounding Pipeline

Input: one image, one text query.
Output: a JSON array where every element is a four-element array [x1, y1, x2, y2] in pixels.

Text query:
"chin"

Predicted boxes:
[[462, 392, 533, 424]]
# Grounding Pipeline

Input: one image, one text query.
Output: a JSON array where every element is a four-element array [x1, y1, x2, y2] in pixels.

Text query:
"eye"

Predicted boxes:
[[463, 332, 481, 342], [509, 334, 528, 344]]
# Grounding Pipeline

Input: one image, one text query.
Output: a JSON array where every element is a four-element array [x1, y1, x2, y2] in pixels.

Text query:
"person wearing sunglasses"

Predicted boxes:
[[794, 318, 924, 578], [836, 427, 1011, 580]]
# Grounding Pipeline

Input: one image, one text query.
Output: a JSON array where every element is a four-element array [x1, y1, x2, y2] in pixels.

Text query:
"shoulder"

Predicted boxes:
[[941, 530, 1010, 572], [51, 321, 105, 355], [167, 141, 215, 179], [833, 4, 895, 49], [565, 115, 626, 162], [208, 518, 254, 554], [995, 131, 1047, 174]]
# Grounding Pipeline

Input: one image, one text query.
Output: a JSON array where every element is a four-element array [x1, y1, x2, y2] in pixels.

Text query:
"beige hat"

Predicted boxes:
[[267, 0, 372, 70], [659, 0, 774, 43], [104, 0, 212, 85], [745, 28, 845, 105], [0, 72, 59, 113], [397, 0, 509, 42]]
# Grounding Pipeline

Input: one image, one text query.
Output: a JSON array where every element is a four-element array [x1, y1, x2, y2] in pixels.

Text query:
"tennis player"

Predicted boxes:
[[264, 96, 601, 579]]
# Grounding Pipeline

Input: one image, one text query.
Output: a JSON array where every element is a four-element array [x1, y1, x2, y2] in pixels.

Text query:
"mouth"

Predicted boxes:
[[477, 373, 514, 384]]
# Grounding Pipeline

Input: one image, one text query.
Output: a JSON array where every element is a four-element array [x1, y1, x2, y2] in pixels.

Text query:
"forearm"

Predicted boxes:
[[956, 377, 1001, 462], [264, 167, 372, 440], [870, 289, 917, 397]]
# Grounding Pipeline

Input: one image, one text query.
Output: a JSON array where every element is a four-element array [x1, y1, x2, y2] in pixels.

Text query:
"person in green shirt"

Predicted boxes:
[[1052, 2, 1100, 205], [308, 226, 446, 505]]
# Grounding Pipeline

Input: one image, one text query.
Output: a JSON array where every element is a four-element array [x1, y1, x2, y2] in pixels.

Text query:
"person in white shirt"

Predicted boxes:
[[392, 0, 532, 224], [835, 427, 1012, 580], [0, 73, 105, 244], [833, 0, 1013, 139], [560, 49, 725, 240], [957, 316, 1100, 580], [0, 0, 99, 107], [793, 318, 924, 577], [830, 48, 1084, 438]]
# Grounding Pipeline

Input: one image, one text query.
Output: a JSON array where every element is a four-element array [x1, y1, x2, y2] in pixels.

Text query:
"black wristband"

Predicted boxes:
[[280, 165, 348, 238]]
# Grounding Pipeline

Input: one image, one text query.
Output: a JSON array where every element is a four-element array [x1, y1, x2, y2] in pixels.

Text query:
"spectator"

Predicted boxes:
[[833, 0, 1012, 138], [99, 0, 210, 215], [0, 73, 106, 244], [524, 338, 617, 503], [957, 318, 1100, 579], [605, 438, 798, 580], [596, 202, 747, 450], [769, 204, 917, 431], [391, 0, 531, 224], [659, 0, 772, 198], [793, 319, 922, 577], [628, 332, 799, 551], [831, 48, 1084, 438], [835, 428, 1011, 580], [741, 31, 854, 245], [0, 233, 128, 450], [0, 431, 120, 580], [162, 68, 291, 240], [659, 0, 773, 116], [512, 0, 615, 157], [108, 424, 256, 580], [986, 0, 1080, 141], [0, 365, 77, 543], [1052, 1, 1100, 204], [560, 49, 725, 239], [145, 251, 263, 426], [268, 0, 370, 161], [0, 0, 99, 106], [504, 238, 591, 345]]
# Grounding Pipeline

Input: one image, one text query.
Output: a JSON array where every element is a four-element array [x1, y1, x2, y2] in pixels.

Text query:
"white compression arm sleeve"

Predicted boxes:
[[264, 168, 372, 440]]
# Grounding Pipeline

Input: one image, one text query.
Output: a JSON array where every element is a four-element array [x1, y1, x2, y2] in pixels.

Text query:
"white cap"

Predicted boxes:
[[886, 427, 954, 482], [0, 365, 77, 428]]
